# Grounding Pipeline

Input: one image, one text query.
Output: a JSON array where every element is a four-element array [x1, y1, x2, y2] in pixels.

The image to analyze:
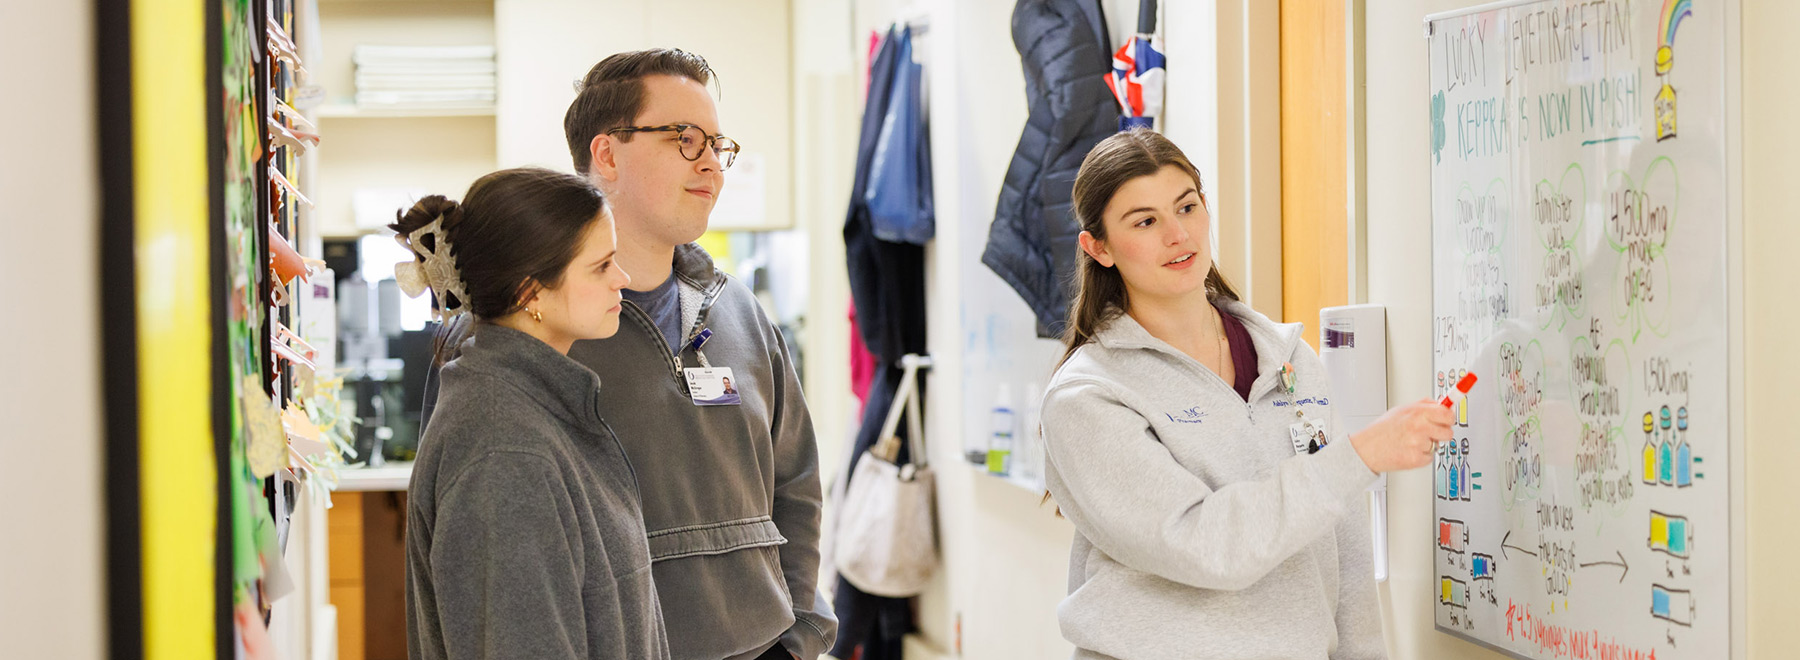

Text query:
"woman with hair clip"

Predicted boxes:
[[1039, 129, 1454, 659], [394, 167, 669, 660]]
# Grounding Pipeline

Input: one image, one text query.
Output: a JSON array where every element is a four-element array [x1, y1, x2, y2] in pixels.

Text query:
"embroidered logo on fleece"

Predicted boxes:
[[1273, 397, 1330, 408], [1164, 407, 1208, 424]]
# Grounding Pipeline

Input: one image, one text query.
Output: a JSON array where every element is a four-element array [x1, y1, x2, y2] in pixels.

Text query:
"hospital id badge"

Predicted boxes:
[[1289, 417, 1328, 455], [684, 367, 742, 406]]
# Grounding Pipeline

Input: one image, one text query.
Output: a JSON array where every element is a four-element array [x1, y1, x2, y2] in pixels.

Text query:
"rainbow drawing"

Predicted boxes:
[[1654, 0, 1691, 140], [1660, 0, 1694, 52]]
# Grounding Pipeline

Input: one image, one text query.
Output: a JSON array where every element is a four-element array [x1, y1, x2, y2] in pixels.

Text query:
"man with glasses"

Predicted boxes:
[[561, 49, 835, 660]]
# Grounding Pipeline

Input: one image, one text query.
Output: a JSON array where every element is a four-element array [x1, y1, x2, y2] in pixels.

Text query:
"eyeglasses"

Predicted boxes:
[[606, 124, 741, 170]]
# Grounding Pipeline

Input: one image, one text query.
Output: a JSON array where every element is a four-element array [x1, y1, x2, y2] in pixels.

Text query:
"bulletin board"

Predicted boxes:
[[98, 0, 343, 656], [1426, 1, 1729, 658]]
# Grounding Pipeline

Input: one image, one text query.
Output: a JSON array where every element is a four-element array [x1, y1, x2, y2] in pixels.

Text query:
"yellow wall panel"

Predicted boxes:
[[133, 0, 217, 655]]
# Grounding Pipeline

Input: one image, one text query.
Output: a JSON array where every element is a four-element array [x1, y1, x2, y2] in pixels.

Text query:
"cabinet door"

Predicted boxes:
[[494, 0, 637, 172], [328, 492, 366, 660], [496, 0, 793, 230]]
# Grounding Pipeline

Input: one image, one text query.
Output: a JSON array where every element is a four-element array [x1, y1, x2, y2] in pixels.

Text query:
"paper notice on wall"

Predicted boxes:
[[708, 153, 767, 230], [794, 0, 854, 74], [243, 377, 287, 479]]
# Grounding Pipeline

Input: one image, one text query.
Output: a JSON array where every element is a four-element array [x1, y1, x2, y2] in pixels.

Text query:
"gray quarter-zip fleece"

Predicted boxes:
[[1041, 300, 1385, 660], [406, 323, 670, 660], [423, 245, 836, 660], [566, 243, 834, 660]]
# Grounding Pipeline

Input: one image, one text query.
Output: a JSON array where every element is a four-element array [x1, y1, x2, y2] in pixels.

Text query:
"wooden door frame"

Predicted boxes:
[[1278, 0, 1364, 342]]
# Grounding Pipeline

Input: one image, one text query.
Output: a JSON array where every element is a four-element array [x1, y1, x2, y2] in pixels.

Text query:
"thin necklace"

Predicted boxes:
[[1211, 302, 1228, 380]]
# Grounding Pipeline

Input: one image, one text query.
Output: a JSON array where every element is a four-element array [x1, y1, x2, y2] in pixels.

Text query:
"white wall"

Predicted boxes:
[[1164, 0, 1284, 317], [830, 0, 1286, 657], [0, 2, 106, 658], [1730, 0, 1798, 655], [1366, 2, 1511, 654], [835, 0, 1105, 656], [794, 0, 860, 504], [878, 0, 1800, 657], [1366, 0, 1796, 658], [493, 0, 795, 231], [855, 1, 1262, 658]]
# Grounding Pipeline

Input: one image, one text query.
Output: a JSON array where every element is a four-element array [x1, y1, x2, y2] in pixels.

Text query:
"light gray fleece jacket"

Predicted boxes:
[[406, 323, 670, 660], [1041, 300, 1386, 660]]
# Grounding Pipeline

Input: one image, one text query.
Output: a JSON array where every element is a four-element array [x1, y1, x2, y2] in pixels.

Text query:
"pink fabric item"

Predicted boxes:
[[848, 300, 878, 405], [862, 30, 882, 102]]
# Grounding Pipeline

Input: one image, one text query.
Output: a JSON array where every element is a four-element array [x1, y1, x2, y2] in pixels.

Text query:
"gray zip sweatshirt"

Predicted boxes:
[[567, 243, 834, 660], [424, 244, 835, 660], [1041, 300, 1386, 660], [406, 323, 671, 660]]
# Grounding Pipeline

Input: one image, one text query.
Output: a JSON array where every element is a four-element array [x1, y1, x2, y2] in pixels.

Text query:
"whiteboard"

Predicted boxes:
[[1426, 0, 1729, 658]]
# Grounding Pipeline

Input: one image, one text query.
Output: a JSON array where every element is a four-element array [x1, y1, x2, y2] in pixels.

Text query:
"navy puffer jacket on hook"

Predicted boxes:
[[982, 0, 1119, 338]]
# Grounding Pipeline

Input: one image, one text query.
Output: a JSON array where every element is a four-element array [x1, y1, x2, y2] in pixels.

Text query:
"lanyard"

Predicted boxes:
[[1280, 362, 1329, 455], [1279, 362, 1305, 420], [688, 327, 714, 368]]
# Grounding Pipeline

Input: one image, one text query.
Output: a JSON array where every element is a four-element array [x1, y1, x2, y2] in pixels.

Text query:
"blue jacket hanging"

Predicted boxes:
[[864, 28, 934, 245], [846, 28, 928, 365]]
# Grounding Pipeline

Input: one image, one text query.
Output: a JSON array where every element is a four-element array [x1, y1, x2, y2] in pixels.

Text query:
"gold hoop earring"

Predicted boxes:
[[527, 307, 543, 323]]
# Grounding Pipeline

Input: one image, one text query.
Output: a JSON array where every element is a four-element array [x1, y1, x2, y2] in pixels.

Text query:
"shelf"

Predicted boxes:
[[336, 461, 413, 492], [315, 103, 495, 118], [966, 460, 1044, 494], [319, 228, 381, 240]]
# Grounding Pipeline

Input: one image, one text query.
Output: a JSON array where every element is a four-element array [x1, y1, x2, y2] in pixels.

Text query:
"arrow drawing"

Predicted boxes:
[[1501, 530, 1538, 559], [1579, 549, 1631, 582]]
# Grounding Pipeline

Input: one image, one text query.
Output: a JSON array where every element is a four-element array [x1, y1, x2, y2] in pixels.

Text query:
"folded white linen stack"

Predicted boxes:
[[352, 45, 496, 111]]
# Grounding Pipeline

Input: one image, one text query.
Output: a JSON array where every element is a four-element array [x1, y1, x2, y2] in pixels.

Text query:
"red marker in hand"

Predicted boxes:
[[1440, 372, 1478, 408]]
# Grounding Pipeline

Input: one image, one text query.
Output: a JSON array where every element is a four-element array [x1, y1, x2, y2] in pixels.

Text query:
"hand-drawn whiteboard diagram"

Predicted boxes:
[[1427, 0, 1729, 658]]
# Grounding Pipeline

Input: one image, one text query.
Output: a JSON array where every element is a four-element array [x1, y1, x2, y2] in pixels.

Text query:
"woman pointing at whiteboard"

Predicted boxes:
[[1039, 129, 1454, 659]]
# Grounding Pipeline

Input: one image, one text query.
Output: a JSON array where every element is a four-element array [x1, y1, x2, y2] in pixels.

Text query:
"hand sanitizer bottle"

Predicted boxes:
[[985, 384, 1015, 476]]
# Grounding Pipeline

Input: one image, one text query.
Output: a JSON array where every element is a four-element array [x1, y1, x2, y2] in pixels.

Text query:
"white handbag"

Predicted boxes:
[[834, 354, 937, 598]]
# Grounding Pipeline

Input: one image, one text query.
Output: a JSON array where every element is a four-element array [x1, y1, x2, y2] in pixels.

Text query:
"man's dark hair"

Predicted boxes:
[[563, 48, 716, 175]]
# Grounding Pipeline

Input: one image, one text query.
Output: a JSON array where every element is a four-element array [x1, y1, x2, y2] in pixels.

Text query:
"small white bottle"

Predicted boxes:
[[986, 384, 1016, 476]]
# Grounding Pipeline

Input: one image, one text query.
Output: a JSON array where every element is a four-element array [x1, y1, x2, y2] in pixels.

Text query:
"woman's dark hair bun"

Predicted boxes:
[[389, 167, 607, 323], [390, 195, 462, 258]]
